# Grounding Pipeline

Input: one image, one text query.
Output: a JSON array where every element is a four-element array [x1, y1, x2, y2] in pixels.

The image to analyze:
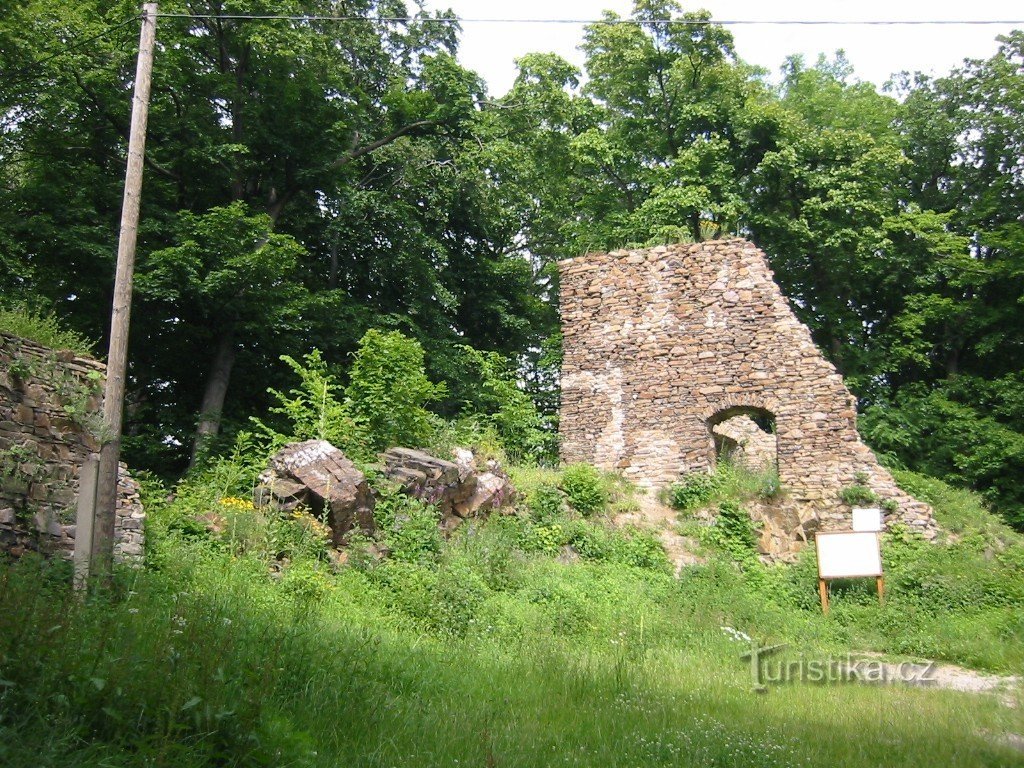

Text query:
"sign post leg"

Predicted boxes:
[[876, 575, 885, 605], [818, 578, 830, 615]]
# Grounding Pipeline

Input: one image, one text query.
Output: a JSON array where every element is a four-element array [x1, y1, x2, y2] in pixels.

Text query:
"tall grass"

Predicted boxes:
[[0, 462, 1022, 766], [1, 549, 1019, 768], [0, 304, 95, 356]]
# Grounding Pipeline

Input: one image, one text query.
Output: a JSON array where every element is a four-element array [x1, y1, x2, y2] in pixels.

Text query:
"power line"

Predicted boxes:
[[155, 14, 1024, 26]]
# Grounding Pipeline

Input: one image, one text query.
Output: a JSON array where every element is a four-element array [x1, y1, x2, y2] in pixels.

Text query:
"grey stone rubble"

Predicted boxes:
[[0, 332, 144, 560], [382, 447, 516, 530], [559, 239, 937, 560], [255, 441, 516, 543]]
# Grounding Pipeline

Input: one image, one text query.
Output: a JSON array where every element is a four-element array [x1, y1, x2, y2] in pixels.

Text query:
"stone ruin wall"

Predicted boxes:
[[712, 415, 777, 474], [559, 239, 936, 554], [0, 332, 144, 561]]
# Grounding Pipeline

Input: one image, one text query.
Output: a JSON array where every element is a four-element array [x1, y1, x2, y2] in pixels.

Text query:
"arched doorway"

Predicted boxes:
[[706, 406, 778, 474]]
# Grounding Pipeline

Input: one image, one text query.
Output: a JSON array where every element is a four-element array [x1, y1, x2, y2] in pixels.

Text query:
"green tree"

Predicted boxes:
[[457, 346, 552, 463], [862, 33, 1024, 526], [0, 0, 555, 474], [345, 329, 446, 451], [138, 202, 308, 465], [746, 54, 964, 389]]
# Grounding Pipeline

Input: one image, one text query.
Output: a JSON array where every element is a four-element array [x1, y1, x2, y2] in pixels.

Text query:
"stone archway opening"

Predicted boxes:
[[706, 406, 778, 475]]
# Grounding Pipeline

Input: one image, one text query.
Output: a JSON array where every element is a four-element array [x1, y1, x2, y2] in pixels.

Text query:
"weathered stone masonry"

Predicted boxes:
[[559, 239, 935, 552], [0, 332, 143, 560]]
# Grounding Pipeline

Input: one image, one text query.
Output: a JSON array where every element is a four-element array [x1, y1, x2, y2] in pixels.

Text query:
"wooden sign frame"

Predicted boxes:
[[814, 531, 885, 615]]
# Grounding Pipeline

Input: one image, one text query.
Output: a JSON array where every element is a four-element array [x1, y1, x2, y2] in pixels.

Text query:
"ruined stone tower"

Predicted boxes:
[[559, 239, 935, 553]]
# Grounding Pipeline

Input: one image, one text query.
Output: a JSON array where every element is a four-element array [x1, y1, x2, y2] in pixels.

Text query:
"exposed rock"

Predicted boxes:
[[257, 442, 518, 547], [256, 439, 375, 545], [557, 544, 581, 565], [452, 447, 476, 482], [382, 446, 517, 522], [381, 447, 474, 516], [456, 470, 516, 516], [559, 239, 937, 559]]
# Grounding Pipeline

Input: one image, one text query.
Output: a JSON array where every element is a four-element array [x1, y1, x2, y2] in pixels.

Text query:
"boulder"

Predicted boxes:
[[381, 447, 476, 516], [382, 447, 517, 522], [256, 440, 375, 545], [452, 449, 517, 515], [454, 470, 515, 517]]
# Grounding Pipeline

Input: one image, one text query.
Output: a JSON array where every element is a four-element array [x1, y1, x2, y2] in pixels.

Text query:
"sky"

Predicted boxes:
[[420, 0, 1024, 95]]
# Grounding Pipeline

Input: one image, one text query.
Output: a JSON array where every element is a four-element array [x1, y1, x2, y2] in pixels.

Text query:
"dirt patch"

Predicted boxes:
[[853, 652, 1020, 707]]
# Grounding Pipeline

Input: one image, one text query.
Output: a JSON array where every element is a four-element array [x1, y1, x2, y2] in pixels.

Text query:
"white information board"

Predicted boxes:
[[852, 507, 883, 532], [815, 531, 882, 579]]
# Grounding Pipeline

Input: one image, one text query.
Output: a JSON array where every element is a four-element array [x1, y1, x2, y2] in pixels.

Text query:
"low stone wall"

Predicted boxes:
[[0, 332, 144, 560], [559, 239, 936, 557]]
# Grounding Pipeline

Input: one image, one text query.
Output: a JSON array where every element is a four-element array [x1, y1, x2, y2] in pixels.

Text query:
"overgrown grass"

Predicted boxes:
[[893, 468, 1020, 544], [1, 548, 1020, 767], [664, 458, 781, 513], [1, 459, 1022, 767], [0, 304, 94, 356]]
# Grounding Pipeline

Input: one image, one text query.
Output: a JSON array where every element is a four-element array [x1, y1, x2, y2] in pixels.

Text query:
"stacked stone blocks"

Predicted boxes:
[[559, 239, 936, 556], [0, 332, 144, 560]]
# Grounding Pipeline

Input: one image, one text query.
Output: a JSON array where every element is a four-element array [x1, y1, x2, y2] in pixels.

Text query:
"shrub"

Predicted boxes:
[[257, 350, 368, 458], [372, 485, 443, 565], [666, 471, 722, 512], [520, 522, 568, 555], [839, 484, 878, 507], [457, 345, 554, 464], [713, 458, 783, 503], [608, 528, 671, 571], [702, 501, 759, 564], [559, 463, 608, 516], [346, 330, 446, 451], [527, 484, 566, 523]]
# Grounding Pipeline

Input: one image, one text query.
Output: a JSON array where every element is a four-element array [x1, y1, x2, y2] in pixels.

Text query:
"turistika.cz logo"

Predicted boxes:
[[740, 642, 938, 693]]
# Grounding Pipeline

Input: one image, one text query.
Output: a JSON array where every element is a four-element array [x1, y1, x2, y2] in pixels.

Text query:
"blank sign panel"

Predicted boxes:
[[815, 531, 882, 579]]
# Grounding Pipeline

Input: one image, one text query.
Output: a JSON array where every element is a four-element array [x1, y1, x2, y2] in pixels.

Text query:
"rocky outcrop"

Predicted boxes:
[[382, 448, 472, 516], [559, 239, 937, 558], [0, 332, 144, 561], [256, 442, 518, 546], [382, 447, 516, 527], [256, 439, 375, 545], [450, 448, 516, 516]]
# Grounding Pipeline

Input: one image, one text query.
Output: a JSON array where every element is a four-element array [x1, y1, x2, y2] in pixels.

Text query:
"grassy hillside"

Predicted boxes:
[[1, 451, 1022, 767]]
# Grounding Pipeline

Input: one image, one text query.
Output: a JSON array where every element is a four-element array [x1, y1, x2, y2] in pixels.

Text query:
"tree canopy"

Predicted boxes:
[[1, 2, 1022, 527]]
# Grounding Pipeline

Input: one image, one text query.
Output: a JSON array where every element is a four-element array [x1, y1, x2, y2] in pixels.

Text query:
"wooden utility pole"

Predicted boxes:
[[88, 3, 159, 585]]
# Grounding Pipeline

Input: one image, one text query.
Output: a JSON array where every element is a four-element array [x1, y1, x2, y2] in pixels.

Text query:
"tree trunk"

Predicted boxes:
[[945, 346, 960, 377], [189, 324, 237, 469], [829, 337, 846, 375], [689, 210, 702, 242], [328, 237, 339, 289]]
